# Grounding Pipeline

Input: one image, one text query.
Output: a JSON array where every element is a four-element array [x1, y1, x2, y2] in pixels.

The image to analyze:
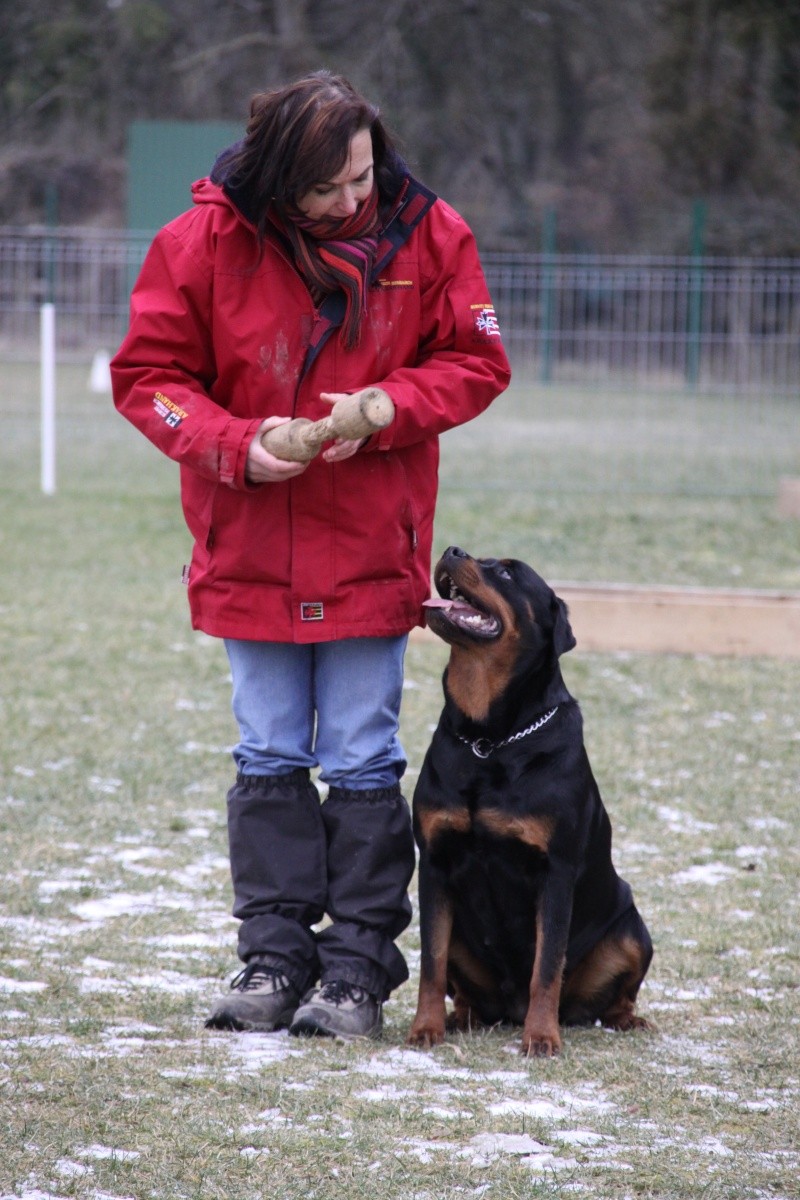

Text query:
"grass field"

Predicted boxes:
[[3, 361, 799, 589], [0, 363, 798, 1198]]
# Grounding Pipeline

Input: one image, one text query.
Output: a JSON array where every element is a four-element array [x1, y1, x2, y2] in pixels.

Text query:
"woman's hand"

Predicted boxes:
[[321, 436, 367, 463], [318, 391, 376, 463], [245, 417, 310, 484]]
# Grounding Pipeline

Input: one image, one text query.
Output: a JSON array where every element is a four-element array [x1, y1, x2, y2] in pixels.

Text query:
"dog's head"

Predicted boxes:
[[424, 546, 575, 722]]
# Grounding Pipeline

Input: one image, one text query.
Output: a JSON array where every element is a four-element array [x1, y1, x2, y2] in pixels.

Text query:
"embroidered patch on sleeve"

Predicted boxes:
[[471, 304, 501, 339], [153, 390, 188, 428]]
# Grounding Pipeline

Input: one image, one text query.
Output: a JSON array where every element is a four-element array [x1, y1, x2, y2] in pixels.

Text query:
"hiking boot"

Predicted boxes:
[[289, 979, 382, 1040], [205, 962, 300, 1032]]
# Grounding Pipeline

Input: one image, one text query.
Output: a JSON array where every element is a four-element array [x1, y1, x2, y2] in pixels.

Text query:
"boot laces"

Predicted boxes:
[[317, 979, 368, 1006], [230, 963, 290, 994]]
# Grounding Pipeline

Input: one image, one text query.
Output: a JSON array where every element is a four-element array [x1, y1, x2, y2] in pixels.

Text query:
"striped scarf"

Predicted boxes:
[[276, 187, 380, 350]]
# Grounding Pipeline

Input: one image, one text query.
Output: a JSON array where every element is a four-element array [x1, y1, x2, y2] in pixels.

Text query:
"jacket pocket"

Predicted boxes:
[[336, 453, 417, 587], [203, 483, 290, 586], [180, 476, 217, 552]]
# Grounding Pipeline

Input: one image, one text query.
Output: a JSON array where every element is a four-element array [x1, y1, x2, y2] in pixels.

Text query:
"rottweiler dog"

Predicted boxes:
[[407, 546, 653, 1056]]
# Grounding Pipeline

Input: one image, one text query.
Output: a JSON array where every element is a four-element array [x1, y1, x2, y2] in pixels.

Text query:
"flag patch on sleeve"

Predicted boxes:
[[153, 391, 188, 428], [471, 304, 501, 339]]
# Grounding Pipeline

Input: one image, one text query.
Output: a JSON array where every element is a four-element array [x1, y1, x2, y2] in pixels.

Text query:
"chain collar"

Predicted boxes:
[[456, 707, 559, 759]]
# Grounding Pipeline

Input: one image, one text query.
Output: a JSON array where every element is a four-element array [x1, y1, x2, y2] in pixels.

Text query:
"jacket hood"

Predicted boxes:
[[208, 140, 258, 224], [191, 175, 235, 210]]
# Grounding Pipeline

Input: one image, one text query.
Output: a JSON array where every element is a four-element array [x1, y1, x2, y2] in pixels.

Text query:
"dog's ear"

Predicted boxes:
[[551, 595, 577, 657]]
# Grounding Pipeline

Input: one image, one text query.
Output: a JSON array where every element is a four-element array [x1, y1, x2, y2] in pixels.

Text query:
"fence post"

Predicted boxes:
[[44, 182, 58, 304], [539, 207, 557, 384], [40, 302, 56, 496], [686, 198, 706, 389]]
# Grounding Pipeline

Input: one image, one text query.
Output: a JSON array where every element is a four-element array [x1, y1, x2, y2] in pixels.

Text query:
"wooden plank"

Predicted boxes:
[[778, 477, 800, 519], [411, 584, 800, 658]]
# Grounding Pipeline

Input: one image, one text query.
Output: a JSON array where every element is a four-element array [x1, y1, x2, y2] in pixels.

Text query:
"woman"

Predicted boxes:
[[111, 71, 510, 1039]]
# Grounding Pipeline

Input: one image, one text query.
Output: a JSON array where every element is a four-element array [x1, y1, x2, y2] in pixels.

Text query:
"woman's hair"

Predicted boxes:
[[224, 71, 401, 236]]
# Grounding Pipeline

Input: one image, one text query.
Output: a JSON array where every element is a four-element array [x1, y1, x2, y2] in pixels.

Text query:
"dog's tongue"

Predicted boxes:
[[423, 597, 475, 613]]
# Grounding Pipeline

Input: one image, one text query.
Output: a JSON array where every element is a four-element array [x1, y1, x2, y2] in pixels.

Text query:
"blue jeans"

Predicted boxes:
[[224, 635, 408, 788]]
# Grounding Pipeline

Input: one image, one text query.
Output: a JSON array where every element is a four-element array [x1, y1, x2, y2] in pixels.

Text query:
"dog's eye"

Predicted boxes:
[[496, 565, 512, 581]]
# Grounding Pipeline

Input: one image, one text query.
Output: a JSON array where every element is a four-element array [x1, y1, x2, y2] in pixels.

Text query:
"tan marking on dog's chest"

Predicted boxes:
[[417, 807, 472, 846], [475, 810, 554, 851]]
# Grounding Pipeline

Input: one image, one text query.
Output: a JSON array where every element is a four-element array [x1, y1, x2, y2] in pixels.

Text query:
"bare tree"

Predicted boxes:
[[1, 0, 799, 251]]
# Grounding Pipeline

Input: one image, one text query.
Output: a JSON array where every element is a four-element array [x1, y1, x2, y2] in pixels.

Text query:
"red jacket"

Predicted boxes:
[[111, 174, 510, 643]]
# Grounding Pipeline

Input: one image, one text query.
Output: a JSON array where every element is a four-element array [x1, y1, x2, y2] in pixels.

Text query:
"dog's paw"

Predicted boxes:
[[520, 1028, 562, 1057], [407, 1023, 446, 1049], [603, 1012, 654, 1034]]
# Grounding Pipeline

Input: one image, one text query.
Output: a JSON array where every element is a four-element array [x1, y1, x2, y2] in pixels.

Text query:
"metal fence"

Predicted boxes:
[[484, 252, 800, 395], [0, 226, 151, 358], [1, 226, 799, 397]]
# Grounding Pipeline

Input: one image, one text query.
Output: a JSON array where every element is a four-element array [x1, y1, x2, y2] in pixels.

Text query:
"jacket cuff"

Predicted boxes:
[[370, 387, 399, 451], [374, 425, 395, 451], [219, 417, 263, 489]]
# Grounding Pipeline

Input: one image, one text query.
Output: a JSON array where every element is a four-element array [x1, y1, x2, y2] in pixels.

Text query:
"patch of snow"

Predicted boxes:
[[242, 1109, 293, 1129], [0, 977, 47, 994], [704, 711, 735, 727], [358, 1048, 471, 1080], [741, 1098, 781, 1113], [112, 847, 169, 864], [394, 1138, 458, 1164], [356, 1086, 414, 1103], [181, 741, 232, 755], [0, 1192, 70, 1200], [465, 1132, 549, 1156], [82, 957, 116, 971], [671, 862, 735, 886], [76, 1146, 140, 1163], [686, 1084, 739, 1102], [698, 1136, 734, 1158], [555, 1129, 607, 1146], [38, 879, 89, 897], [129, 971, 207, 994], [89, 777, 123, 794], [145, 933, 222, 949], [489, 1087, 613, 1122], [459, 1133, 577, 1172], [54, 1161, 91, 1179], [80, 978, 124, 995], [223, 1030, 301, 1072], [71, 891, 193, 921], [423, 1105, 473, 1119], [43, 758, 75, 772], [748, 816, 788, 832], [735, 845, 769, 862], [657, 806, 717, 834]]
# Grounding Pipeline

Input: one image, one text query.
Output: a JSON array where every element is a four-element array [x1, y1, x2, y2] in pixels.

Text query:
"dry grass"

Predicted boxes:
[[0, 361, 798, 1198]]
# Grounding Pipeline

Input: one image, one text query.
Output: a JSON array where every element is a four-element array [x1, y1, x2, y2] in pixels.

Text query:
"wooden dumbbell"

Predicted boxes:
[[261, 388, 395, 463]]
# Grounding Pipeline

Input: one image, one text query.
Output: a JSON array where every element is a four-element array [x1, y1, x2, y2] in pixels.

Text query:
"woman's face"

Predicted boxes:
[[297, 127, 374, 221]]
